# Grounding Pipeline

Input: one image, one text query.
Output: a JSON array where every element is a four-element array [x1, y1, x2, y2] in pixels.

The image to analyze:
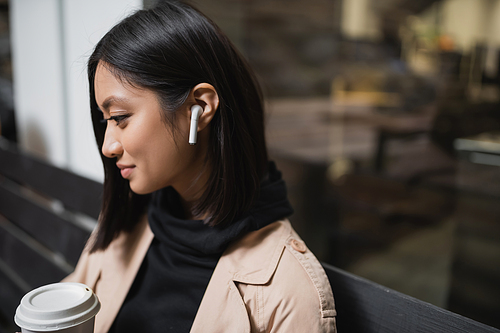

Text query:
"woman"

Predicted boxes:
[[64, 1, 337, 332]]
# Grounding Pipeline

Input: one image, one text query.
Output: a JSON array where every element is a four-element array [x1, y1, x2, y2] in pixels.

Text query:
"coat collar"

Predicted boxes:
[[190, 220, 292, 333], [221, 219, 290, 284]]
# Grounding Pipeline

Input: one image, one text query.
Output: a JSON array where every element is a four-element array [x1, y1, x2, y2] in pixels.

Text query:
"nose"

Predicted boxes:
[[102, 127, 123, 158]]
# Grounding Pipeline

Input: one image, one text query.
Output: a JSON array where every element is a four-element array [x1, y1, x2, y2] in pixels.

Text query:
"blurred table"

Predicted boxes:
[[265, 97, 435, 168]]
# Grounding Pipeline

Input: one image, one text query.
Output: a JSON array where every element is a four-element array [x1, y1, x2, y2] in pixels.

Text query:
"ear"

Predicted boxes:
[[190, 83, 219, 132]]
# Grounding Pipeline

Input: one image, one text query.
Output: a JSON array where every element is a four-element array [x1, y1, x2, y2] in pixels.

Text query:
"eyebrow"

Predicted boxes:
[[100, 96, 130, 111]]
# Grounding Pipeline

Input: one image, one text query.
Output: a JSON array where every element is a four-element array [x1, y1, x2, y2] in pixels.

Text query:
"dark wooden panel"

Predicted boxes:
[[0, 222, 69, 289], [322, 263, 500, 333], [0, 269, 24, 332], [0, 185, 90, 266], [0, 314, 17, 333], [0, 143, 102, 219]]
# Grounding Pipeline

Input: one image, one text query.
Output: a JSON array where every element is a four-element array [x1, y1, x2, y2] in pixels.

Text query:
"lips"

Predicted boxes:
[[117, 164, 135, 179]]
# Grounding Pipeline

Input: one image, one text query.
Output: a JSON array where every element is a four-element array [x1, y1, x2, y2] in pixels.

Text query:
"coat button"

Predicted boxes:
[[291, 239, 307, 253]]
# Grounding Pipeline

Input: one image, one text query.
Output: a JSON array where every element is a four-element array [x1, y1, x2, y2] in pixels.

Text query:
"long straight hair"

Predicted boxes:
[[88, 1, 268, 252]]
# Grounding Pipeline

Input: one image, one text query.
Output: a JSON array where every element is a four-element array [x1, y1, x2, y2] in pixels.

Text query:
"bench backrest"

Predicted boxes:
[[322, 263, 500, 333], [0, 139, 100, 332]]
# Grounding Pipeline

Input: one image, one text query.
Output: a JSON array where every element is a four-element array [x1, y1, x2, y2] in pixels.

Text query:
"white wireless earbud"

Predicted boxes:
[[189, 105, 203, 145]]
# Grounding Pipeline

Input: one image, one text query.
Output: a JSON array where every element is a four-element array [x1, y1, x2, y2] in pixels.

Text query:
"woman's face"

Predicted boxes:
[[94, 63, 201, 196]]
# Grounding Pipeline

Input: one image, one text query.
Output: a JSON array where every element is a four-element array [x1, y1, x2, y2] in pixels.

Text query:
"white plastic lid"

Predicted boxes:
[[14, 282, 100, 332]]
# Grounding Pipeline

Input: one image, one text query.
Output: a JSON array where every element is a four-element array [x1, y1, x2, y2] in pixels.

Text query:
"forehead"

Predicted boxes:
[[94, 63, 146, 108], [95, 64, 131, 95]]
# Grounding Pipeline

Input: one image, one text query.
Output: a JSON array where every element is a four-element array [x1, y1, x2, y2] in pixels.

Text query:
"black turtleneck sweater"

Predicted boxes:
[[108, 162, 293, 332]]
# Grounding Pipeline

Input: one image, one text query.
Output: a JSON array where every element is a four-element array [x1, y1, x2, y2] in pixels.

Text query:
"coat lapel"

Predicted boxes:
[[190, 220, 290, 333], [190, 259, 252, 333], [94, 216, 154, 333]]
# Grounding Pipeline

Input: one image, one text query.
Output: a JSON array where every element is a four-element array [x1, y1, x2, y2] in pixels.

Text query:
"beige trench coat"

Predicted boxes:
[[64, 217, 337, 332]]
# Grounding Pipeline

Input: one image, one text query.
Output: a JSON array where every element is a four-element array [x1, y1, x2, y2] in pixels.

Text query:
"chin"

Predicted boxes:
[[129, 182, 157, 195], [128, 175, 171, 195]]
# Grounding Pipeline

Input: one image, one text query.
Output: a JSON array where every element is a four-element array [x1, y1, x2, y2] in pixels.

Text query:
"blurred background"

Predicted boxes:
[[1, 0, 500, 329]]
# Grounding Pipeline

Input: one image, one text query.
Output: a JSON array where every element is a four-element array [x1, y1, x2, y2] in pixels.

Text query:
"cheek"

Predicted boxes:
[[123, 118, 173, 158], [150, 139, 197, 185], [134, 126, 182, 175]]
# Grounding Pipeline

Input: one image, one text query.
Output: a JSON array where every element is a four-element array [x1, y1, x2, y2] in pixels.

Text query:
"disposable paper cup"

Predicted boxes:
[[14, 282, 100, 333]]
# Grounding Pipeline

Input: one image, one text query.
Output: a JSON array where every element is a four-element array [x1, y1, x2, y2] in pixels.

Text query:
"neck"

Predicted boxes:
[[174, 158, 211, 221], [177, 174, 209, 220]]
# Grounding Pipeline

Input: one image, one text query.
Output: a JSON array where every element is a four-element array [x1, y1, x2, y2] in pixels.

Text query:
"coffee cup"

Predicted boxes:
[[14, 282, 100, 333]]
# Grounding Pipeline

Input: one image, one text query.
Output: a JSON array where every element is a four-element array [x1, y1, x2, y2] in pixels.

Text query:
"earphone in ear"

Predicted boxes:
[[189, 105, 203, 145]]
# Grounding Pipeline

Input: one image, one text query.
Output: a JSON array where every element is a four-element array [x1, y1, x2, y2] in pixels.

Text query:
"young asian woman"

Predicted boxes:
[[64, 1, 337, 332]]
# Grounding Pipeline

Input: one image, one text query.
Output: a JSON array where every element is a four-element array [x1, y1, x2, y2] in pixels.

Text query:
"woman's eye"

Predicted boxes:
[[111, 115, 128, 125], [101, 115, 129, 126]]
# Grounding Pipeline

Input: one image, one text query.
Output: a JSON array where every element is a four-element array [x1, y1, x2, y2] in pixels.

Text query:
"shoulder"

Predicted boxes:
[[63, 215, 153, 287], [228, 220, 337, 332], [281, 225, 337, 319]]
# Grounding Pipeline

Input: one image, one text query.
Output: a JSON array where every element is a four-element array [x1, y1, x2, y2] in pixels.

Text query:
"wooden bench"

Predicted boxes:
[[0, 138, 101, 332], [322, 263, 500, 332], [1, 138, 499, 332]]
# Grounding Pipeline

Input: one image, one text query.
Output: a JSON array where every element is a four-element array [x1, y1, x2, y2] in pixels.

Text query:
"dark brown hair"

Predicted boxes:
[[88, 1, 268, 252]]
